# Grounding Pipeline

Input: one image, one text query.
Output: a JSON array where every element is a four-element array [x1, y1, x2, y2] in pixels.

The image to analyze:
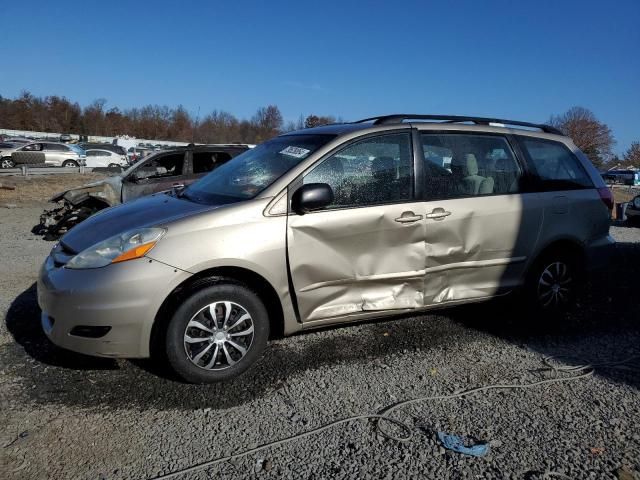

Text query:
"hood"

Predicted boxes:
[[60, 192, 217, 253], [51, 176, 123, 205]]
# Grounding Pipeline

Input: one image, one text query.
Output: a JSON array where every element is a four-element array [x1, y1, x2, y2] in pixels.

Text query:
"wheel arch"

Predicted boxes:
[[150, 266, 285, 358], [527, 237, 587, 278]]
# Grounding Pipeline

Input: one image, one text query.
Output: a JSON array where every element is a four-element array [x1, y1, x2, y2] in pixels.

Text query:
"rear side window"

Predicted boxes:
[[421, 133, 523, 200], [520, 138, 592, 190], [192, 151, 232, 174], [303, 133, 414, 208]]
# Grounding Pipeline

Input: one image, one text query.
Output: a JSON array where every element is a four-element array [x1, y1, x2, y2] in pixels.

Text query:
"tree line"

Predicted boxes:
[[0, 91, 338, 145], [0, 91, 637, 168]]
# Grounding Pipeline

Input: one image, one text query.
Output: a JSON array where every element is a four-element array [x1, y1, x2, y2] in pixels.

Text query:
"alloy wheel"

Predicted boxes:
[[537, 261, 572, 308], [1, 158, 14, 169], [183, 301, 254, 370]]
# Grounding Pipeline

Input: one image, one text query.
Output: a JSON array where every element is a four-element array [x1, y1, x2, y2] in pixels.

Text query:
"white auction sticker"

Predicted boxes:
[[279, 146, 310, 158]]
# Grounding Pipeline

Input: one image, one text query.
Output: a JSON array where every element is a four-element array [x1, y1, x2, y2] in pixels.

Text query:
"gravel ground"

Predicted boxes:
[[1, 205, 639, 480]]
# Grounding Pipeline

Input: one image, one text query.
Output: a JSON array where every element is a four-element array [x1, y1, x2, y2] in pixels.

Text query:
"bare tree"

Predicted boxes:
[[624, 141, 640, 168], [549, 107, 615, 168], [304, 114, 336, 128], [251, 105, 283, 142]]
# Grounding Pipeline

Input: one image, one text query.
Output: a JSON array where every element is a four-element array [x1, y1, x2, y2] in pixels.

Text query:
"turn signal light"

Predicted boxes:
[[112, 242, 157, 264]]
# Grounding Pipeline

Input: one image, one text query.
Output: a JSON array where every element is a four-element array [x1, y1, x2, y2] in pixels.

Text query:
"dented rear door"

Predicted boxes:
[[287, 131, 426, 322]]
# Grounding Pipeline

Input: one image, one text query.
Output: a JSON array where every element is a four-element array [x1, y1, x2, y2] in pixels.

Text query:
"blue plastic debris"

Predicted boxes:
[[437, 431, 489, 457]]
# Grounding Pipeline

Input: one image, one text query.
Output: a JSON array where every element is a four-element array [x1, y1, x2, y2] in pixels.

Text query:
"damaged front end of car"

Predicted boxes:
[[34, 180, 121, 240]]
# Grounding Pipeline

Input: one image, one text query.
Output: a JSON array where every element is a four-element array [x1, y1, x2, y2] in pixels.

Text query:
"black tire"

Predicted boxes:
[[524, 250, 580, 317], [62, 160, 79, 168], [165, 283, 269, 383], [1, 157, 15, 169], [11, 151, 45, 165]]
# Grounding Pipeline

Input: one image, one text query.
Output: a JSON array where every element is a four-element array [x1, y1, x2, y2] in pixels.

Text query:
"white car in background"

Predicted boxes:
[[84, 149, 129, 168]]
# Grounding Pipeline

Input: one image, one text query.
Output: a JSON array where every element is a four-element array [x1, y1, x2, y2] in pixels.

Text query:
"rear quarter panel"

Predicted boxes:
[[535, 188, 610, 258]]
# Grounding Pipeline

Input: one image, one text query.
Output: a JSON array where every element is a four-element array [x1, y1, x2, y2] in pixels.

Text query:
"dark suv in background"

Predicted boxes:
[[36, 144, 250, 238]]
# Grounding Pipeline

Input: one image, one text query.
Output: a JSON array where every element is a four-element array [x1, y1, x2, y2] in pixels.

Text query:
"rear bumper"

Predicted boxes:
[[584, 234, 615, 273]]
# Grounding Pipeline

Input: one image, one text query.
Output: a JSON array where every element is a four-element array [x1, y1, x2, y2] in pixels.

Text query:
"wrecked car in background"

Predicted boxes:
[[35, 144, 249, 238]]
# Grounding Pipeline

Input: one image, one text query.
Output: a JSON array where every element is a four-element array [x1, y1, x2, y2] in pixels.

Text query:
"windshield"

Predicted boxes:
[[181, 134, 336, 205]]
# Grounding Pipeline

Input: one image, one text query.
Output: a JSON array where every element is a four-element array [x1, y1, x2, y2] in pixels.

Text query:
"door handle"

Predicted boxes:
[[172, 183, 185, 188], [425, 208, 451, 220], [395, 211, 423, 223]]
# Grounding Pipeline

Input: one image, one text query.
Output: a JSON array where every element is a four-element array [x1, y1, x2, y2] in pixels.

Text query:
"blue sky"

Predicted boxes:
[[1, 0, 638, 153]]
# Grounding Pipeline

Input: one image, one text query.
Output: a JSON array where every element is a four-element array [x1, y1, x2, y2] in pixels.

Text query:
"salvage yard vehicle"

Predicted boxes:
[[84, 149, 129, 168], [37, 114, 614, 383], [78, 142, 128, 157], [626, 195, 640, 226], [35, 144, 250, 238], [9, 141, 87, 167]]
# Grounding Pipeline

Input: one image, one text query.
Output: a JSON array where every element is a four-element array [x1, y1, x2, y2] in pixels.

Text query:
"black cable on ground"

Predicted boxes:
[[146, 354, 639, 480]]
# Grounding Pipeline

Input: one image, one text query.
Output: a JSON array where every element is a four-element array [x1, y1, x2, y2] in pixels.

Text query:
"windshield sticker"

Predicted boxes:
[[279, 146, 311, 158]]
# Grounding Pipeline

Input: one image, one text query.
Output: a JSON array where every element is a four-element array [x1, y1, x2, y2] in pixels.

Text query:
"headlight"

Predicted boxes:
[[66, 227, 166, 269]]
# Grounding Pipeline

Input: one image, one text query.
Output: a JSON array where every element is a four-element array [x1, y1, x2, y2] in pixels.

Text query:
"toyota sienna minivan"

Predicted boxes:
[[37, 115, 614, 383]]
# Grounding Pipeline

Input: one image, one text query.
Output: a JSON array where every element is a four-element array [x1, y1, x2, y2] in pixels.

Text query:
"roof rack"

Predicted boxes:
[[353, 114, 563, 135]]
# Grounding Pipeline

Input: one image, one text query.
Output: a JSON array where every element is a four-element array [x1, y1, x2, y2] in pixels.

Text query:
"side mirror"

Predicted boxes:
[[291, 183, 334, 214]]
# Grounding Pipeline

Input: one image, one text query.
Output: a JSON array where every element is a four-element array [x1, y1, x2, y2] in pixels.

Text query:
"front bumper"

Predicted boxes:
[[37, 255, 191, 358]]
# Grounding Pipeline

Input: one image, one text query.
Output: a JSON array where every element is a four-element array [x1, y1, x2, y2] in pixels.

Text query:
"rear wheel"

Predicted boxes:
[[165, 283, 269, 383], [62, 160, 79, 168], [525, 251, 579, 316], [1, 157, 14, 169]]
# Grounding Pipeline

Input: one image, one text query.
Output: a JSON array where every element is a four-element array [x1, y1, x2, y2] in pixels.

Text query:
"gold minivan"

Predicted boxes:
[[37, 115, 614, 382]]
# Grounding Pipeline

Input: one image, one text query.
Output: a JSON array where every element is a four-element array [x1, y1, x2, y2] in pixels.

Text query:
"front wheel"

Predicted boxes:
[[165, 283, 270, 383], [1, 157, 15, 169], [62, 160, 79, 168]]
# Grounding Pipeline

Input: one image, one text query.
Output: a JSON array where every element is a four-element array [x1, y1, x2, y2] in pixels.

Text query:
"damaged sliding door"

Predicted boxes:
[[419, 132, 543, 304], [287, 131, 426, 323]]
